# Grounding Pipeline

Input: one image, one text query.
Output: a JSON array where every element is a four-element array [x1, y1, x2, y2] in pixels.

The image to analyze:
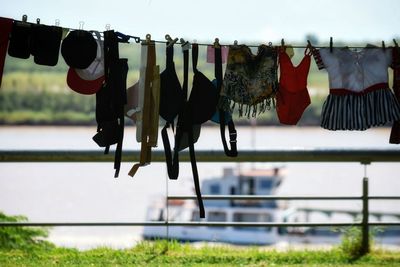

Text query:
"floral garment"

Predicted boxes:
[[219, 44, 278, 117]]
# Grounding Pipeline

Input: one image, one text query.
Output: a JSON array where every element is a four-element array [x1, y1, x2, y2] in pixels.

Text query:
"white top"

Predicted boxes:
[[319, 47, 392, 92]]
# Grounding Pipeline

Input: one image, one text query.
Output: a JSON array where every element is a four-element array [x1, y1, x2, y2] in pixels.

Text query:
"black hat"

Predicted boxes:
[[8, 21, 32, 59], [31, 24, 62, 66], [61, 30, 97, 69]]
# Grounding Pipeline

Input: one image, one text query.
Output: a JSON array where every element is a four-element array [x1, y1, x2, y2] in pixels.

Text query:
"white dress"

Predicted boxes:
[[313, 46, 400, 130]]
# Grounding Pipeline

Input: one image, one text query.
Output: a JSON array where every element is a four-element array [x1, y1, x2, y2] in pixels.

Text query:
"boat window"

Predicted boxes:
[[259, 179, 273, 189], [210, 184, 221, 194], [208, 211, 227, 222], [233, 212, 272, 232]]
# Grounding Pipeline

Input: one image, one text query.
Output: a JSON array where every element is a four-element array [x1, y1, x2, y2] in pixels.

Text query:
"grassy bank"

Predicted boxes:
[[0, 241, 399, 267]]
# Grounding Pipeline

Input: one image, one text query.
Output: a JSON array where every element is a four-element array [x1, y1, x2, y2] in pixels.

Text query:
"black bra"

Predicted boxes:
[[160, 43, 219, 218]]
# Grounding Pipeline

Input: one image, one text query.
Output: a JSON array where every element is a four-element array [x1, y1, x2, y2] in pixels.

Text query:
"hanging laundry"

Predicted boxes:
[[61, 29, 97, 69], [313, 46, 400, 130], [66, 31, 104, 94], [390, 45, 400, 143], [210, 44, 237, 157], [160, 42, 200, 181], [30, 24, 62, 66], [161, 43, 216, 218], [92, 30, 128, 177], [128, 37, 160, 177], [8, 20, 32, 59], [276, 47, 312, 125], [0, 17, 13, 88], [219, 44, 278, 118]]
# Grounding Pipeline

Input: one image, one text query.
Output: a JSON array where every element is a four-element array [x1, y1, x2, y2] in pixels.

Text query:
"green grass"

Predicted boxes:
[[0, 240, 399, 266]]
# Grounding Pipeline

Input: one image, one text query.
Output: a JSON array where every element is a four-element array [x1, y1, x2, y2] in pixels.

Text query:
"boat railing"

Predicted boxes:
[[1, 148, 400, 253]]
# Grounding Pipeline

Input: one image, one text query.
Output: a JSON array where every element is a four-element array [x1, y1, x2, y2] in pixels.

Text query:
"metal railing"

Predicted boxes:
[[1, 148, 400, 253]]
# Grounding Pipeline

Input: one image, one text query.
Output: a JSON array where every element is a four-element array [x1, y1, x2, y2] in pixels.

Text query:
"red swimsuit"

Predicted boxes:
[[276, 48, 312, 125]]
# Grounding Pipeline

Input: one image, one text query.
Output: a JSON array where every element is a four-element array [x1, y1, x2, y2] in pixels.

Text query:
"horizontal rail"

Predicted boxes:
[[1, 149, 400, 163], [168, 195, 362, 200], [0, 221, 399, 227], [168, 195, 400, 200]]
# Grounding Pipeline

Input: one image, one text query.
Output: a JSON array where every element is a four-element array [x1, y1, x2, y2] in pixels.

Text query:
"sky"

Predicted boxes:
[[1, 0, 399, 45]]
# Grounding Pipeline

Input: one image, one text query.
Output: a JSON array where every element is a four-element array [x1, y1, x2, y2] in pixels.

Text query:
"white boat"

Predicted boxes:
[[143, 167, 400, 246], [143, 167, 285, 245]]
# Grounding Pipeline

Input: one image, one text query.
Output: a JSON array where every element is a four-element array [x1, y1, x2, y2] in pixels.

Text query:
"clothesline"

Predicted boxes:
[[13, 15, 398, 50]]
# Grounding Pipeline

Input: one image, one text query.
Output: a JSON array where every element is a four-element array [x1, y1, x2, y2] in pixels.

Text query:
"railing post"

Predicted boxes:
[[361, 177, 369, 254]]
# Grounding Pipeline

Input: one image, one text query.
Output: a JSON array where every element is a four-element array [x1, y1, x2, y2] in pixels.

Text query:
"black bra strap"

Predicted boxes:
[[215, 45, 238, 157], [219, 111, 238, 157], [192, 43, 198, 72], [182, 48, 189, 100], [161, 123, 179, 179], [187, 122, 205, 218], [215, 46, 223, 95], [162, 45, 190, 180], [166, 44, 174, 68]]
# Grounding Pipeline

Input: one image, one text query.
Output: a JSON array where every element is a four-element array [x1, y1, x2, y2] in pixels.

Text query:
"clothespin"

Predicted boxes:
[[180, 38, 191, 51], [214, 38, 220, 48], [16, 14, 30, 27], [329, 37, 333, 53], [394, 39, 399, 48], [382, 40, 386, 51], [142, 33, 151, 44], [165, 34, 178, 47]]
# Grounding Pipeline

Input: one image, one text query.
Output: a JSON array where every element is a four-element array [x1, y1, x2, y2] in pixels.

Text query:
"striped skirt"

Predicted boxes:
[[321, 87, 400, 131]]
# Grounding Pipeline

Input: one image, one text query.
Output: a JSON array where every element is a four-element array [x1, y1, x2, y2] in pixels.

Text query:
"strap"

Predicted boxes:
[[214, 46, 222, 95], [182, 48, 189, 100], [104, 30, 126, 177], [114, 59, 128, 177], [187, 122, 205, 218], [161, 123, 179, 179], [192, 43, 198, 72], [215, 45, 238, 157], [219, 111, 238, 157], [129, 42, 156, 176], [166, 44, 174, 68]]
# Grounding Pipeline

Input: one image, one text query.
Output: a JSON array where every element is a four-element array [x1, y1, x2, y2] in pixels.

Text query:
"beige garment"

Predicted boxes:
[[128, 41, 160, 177]]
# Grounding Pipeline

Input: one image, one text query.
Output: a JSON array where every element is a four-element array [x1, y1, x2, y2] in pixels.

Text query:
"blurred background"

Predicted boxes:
[[0, 0, 399, 250]]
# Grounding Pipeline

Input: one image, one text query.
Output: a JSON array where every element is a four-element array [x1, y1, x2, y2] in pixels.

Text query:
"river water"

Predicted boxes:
[[0, 126, 399, 249]]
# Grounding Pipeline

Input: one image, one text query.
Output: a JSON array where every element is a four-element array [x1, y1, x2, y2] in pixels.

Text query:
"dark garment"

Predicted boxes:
[[0, 17, 13, 87], [31, 24, 62, 66], [8, 21, 32, 59], [93, 30, 127, 177], [390, 46, 400, 144]]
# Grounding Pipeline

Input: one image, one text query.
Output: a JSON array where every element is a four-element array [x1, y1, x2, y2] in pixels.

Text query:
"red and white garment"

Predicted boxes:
[[313, 46, 400, 130]]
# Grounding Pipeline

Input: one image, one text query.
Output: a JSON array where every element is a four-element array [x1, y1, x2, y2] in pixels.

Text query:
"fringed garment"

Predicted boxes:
[[218, 44, 278, 118]]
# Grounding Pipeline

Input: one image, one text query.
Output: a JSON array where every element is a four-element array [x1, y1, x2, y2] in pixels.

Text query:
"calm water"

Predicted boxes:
[[1, 126, 399, 249]]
